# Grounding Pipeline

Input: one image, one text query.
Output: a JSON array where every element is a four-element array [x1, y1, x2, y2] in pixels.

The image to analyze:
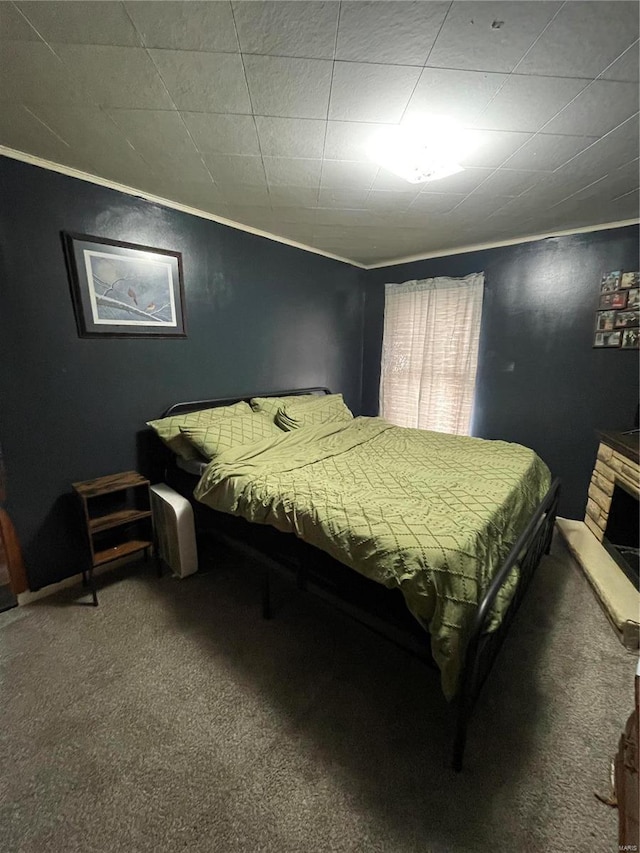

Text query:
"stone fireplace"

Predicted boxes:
[[585, 434, 639, 543], [558, 430, 640, 649]]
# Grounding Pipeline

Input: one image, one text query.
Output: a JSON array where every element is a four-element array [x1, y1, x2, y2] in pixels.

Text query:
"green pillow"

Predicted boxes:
[[147, 401, 252, 460], [179, 413, 281, 459], [275, 394, 353, 431], [250, 394, 316, 422]]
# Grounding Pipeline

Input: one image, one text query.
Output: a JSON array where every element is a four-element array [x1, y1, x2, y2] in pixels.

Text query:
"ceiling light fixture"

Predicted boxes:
[[367, 118, 479, 184]]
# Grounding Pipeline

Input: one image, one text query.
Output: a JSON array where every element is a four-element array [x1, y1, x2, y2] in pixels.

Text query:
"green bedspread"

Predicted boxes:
[[194, 417, 551, 699]]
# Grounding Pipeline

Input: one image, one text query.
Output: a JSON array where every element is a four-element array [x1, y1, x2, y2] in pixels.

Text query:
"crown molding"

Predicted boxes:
[[0, 146, 365, 270], [363, 218, 640, 269]]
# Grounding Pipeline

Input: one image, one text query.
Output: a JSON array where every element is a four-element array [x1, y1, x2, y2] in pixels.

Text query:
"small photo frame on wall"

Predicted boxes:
[[614, 310, 640, 329], [621, 328, 640, 349], [627, 288, 640, 310], [63, 232, 186, 338], [599, 291, 627, 310], [620, 271, 639, 289], [600, 270, 622, 293], [594, 331, 622, 348], [595, 310, 616, 331]]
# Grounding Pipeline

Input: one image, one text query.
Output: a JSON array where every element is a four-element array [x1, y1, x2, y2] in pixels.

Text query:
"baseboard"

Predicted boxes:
[[17, 554, 150, 605]]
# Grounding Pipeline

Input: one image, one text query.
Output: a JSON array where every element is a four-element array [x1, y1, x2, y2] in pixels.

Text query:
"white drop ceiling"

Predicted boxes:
[[0, 0, 638, 267]]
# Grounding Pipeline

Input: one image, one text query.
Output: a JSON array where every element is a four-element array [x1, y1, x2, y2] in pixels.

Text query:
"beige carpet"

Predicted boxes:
[[0, 535, 635, 853]]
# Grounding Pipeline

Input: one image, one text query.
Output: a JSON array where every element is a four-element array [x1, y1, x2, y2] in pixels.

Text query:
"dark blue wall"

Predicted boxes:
[[0, 156, 364, 589], [362, 226, 640, 519], [2, 153, 637, 589]]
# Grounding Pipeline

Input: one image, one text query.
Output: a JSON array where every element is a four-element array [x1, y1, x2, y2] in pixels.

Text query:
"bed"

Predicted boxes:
[[150, 387, 560, 770]]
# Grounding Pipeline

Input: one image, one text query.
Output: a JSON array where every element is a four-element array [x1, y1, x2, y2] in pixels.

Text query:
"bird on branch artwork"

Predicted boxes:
[[87, 254, 175, 325]]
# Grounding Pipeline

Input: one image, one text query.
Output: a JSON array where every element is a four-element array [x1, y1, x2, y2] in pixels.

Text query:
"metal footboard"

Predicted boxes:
[[452, 478, 561, 771]]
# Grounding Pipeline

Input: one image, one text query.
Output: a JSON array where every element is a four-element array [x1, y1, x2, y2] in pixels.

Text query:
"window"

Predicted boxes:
[[379, 274, 484, 435]]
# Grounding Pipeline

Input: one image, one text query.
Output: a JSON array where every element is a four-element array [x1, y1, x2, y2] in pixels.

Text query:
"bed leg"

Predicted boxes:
[[452, 699, 471, 772], [544, 484, 560, 555], [261, 567, 272, 620]]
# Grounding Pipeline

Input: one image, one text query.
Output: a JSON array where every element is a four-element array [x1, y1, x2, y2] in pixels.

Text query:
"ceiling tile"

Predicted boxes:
[[407, 192, 467, 214], [202, 153, 265, 185], [107, 108, 200, 162], [427, 2, 561, 73], [313, 223, 368, 242], [542, 81, 639, 137], [232, 1, 338, 60], [601, 43, 640, 83], [477, 74, 587, 132], [125, 1, 238, 52], [275, 206, 318, 224], [24, 101, 159, 183], [609, 158, 640, 190], [365, 190, 418, 212], [423, 166, 494, 195], [149, 49, 250, 113], [369, 171, 424, 193], [549, 196, 622, 231], [538, 196, 613, 232], [0, 40, 92, 105], [329, 62, 421, 123], [564, 162, 639, 206], [515, 1, 639, 79], [218, 183, 271, 207], [148, 151, 214, 185], [224, 205, 275, 229], [147, 176, 228, 212], [0, 3, 40, 40], [448, 195, 512, 220], [263, 157, 322, 188], [317, 188, 370, 208], [483, 192, 552, 221], [315, 208, 374, 227], [270, 222, 315, 244], [24, 100, 122, 150], [0, 102, 85, 167], [87, 141, 163, 190], [323, 121, 386, 161], [336, 1, 449, 65], [460, 129, 532, 168], [181, 113, 260, 156], [516, 171, 608, 207], [255, 117, 325, 159], [17, 1, 141, 46], [556, 115, 640, 179], [472, 168, 541, 197], [52, 44, 174, 109], [320, 160, 378, 190], [404, 68, 507, 125], [269, 186, 319, 208], [592, 193, 639, 225], [609, 190, 639, 220], [501, 133, 597, 171], [365, 216, 429, 235], [243, 55, 332, 120]]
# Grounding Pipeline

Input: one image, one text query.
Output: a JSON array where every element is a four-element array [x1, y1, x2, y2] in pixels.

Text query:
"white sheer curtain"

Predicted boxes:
[[379, 273, 484, 435]]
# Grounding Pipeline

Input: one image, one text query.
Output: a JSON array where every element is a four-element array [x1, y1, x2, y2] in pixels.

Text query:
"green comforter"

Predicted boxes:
[[194, 417, 551, 699]]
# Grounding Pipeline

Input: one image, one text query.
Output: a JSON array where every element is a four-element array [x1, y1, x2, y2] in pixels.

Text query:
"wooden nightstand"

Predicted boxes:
[[72, 471, 154, 606]]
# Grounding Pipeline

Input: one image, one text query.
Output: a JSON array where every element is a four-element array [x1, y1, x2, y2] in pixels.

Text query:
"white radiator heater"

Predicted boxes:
[[150, 484, 198, 578]]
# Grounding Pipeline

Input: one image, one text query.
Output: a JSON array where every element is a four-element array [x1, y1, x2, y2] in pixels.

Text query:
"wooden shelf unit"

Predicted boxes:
[[73, 471, 153, 605]]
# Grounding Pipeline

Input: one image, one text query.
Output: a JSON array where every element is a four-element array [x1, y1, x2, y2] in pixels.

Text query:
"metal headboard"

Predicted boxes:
[[161, 387, 331, 418]]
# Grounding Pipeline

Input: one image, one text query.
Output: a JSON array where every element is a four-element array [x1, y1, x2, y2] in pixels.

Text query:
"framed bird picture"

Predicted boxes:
[[62, 232, 186, 338]]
